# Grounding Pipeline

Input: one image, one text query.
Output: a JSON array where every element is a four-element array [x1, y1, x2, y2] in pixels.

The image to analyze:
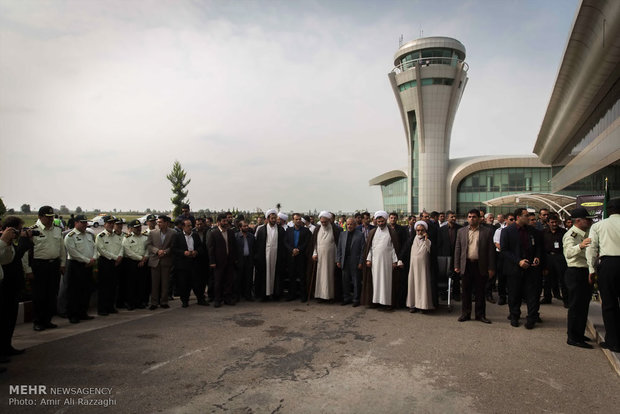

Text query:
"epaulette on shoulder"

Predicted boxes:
[[98, 232, 105, 238], [67, 231, 75, 237], [142, 231, 148, 236], [571, 232, 577, 238]]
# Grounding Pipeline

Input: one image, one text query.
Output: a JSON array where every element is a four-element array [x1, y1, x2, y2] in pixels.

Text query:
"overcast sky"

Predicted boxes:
[[0, 0, 578, 214]]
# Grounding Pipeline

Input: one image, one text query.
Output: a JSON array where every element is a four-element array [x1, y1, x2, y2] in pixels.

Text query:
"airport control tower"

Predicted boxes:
[[388, 36, 468, 213]]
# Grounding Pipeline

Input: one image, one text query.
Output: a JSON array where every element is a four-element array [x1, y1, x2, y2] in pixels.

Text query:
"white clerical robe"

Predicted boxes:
[[314, 224, 336, 299], [367, 226, 398, 305], [406, 237, 434, 310], [265, 224, 278, 295]]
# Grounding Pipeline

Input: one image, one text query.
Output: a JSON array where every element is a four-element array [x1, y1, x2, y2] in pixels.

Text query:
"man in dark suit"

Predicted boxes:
[[172, 219, 206, 308], [206, 213, 237, 307], [254, 210, 287, 301], [146, 215, 175, 310], [284, 213, 311, 302], [356, 211, 375, 243], [454, 209, 496, 323], [437, 211, 462, 301], [500, 207, 543, 329], [337, 217, 365, 306], [194, 217, 211, 303], [235, 220, 255, 301]]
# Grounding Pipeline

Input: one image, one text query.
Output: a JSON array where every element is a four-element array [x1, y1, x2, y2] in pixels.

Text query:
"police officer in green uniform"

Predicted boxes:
[[95, 215, 123, 316], [23, 206, 66, 331], [122, 219, 148, 309], [562, 207, 594, 349], [144, 214, 157, 235], [63, 215, 96, 324]]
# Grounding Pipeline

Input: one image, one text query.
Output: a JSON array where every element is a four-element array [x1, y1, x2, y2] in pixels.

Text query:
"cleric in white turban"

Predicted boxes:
[[318, 211, 331, 220], [414, 220, 428, 231], [374, 210, 389, 220], [265, 209, 277, 218]]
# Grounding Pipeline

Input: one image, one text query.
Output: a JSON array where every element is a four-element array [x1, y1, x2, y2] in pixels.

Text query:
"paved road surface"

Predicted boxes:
[[1, 298, 618, 413]]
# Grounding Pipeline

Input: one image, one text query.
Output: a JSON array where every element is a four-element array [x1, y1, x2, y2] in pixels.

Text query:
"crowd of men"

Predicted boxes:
[[0, 200, 619, 373]]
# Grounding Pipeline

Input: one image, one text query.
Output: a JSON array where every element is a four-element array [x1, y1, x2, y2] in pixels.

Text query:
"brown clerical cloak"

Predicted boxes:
[[361, 225, 402, 307]]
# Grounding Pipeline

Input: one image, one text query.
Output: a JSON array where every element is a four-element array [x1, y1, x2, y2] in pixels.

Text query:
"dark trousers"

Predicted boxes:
[[342, 259, 361, 303], [496, 254, 506, 297], [0, 278, 21, 352], [97, 257, 118, 313], [67, 260, 93, 318], [194, 263, 209, 302], [598, 256, 620, 348], [565, 267, 591, 341], [543, 253, 567, 300], [116, 261, 128, 308], [207, 267, 215, 301], [31, 258, 61, 325], [461, 260, 487, 318], [214, 262, 235, 303], [507, 267, 541, 322], [287, 254, 307, 300], [236, 255, 254, 300], [124, 259, 148, 308], [176, 266, 199, 303]]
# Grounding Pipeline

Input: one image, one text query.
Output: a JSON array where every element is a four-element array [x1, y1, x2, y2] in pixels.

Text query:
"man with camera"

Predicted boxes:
[[1, 216, 34, 364], [23, 206, 66, 332], [63, 215, 96, 324]]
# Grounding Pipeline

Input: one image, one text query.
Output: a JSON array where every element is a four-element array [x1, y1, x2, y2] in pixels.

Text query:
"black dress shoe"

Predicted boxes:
[[69, 317, 80, 324], [161, 304, 170, 309], [582, 336, 593, 342], [98, 311, 109, 316], [536, 316, 543, 323], [476, 316, 492, 324], [245, 297, 255, 302], [108, 308, 118, 314], [567, 339, 593, 349], [341, 300, 353, 306], [510, 319, 519, 327], [525, 320, 535, 330], [410, 307, 419, 313], [149, 305, 158, 310], [352, 302, 360, 308], [182, 302, 189, 308], [45, 322, 58, 329], [497, 296, 506, 306], [197, 300, 209, 306], [214, 301, 222, 308], [458, 314, 470, 322], [4, 347, 25, 356], [79, 315, 95, 320], [486, 295, 496, 304], [224, 300, 236, 306], [600, 342, 620, 352], [285, 297, 296, 302]]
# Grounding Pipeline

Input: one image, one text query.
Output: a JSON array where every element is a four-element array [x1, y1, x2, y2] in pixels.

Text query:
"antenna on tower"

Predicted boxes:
[[399, 34, 403, 47], [420, 25, 424, 38]]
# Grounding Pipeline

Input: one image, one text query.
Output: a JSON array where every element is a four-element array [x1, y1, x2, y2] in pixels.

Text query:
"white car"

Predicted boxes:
[[87, 215, 106, 228], [137, 214, 157, 224]]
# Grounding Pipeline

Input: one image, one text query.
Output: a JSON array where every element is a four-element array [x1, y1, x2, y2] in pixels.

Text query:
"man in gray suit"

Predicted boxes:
[[337, 217, 365, 307], [146, 215, 175, 310], [454, 209, 496, 323]]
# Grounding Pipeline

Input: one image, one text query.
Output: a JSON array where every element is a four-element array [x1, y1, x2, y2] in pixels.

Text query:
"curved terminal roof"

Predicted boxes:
[[534, 0, 620, 164], [368, 169, 407, 186], [394, 36, 466, 65], [484, 193, 576, 216]]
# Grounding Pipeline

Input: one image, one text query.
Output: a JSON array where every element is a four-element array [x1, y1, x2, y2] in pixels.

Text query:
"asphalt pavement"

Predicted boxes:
[[1, 297, 619, 413]]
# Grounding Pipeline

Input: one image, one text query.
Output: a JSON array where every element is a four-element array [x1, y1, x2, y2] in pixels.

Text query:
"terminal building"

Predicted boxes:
[[371, 0, 619, 216]]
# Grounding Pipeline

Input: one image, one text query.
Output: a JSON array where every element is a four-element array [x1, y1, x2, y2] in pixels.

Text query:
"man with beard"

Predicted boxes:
[[307, 211, 341, 302], [206, 213, 237, 307], [194, 217, 212, 304], [235, 220, 255, 301], [361, 211, 403, 310], [284, 214, 311, 302], [254, 209, 286, 301]]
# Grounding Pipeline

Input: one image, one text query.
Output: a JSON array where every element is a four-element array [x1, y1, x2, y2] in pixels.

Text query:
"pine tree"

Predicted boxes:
[[166, 160, 191, 217]]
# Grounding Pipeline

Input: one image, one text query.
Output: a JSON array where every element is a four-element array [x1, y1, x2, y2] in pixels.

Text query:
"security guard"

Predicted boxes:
[[113, 217, 128, 308], [144, 214, 157, 235], [23, 206, 66, 331], [122, 219, 148, 309], [95, 215, 123, 316], [63, 215, 96, 324], [587, 198, 620, 352], [562, 207, 593, 349]]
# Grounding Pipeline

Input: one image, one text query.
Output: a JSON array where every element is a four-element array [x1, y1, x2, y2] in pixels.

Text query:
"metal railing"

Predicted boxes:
[[392, 57, 468, 74]]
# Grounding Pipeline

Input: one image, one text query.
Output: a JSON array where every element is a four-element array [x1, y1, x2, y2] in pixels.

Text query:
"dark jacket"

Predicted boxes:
[[283, 226, 311, 256], [206, 227, 237, 267], [336, 229, 365, 268], [437, 223, 463, 257], [235, 231, 256, 259], [500, 223, 543, 276], [172, 231, 203, 271]]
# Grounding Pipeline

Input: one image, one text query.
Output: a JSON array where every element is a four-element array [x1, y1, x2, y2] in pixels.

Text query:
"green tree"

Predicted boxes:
[[59, 205, 69, 214], [166, 160, 190, 218], [0, 198, 6, 217], [75, 206, 83, 213], [21, 203, 31, 213]]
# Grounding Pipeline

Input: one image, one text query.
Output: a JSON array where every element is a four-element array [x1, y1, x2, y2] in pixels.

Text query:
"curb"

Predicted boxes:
[[587, 301, 620, 377]]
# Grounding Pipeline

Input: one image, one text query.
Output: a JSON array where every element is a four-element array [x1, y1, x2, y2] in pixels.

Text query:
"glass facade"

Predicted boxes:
[[399, 78, 454, 91], [399, 48, 464, 70], [456, 164, 620, 214], [381, 177, 408, 213]]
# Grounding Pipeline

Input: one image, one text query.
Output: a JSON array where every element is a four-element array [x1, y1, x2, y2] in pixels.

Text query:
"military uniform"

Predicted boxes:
[[562, 208, 592, 348], [23, 207, 66, 331], [64, 219, 96, 323], [122, 220, 148, 309], [95, 216, 123, 315]]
